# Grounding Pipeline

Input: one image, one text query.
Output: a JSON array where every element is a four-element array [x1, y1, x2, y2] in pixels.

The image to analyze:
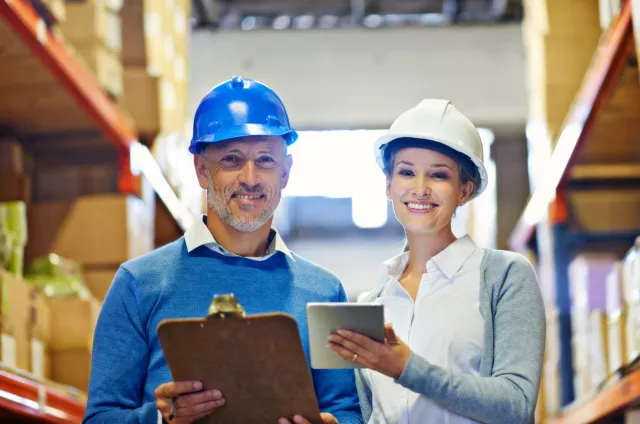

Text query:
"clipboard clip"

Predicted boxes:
[[207, 294, 246, 319]]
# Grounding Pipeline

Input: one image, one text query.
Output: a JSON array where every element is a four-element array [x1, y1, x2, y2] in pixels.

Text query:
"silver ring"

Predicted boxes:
[[169, 396, 176, 420]]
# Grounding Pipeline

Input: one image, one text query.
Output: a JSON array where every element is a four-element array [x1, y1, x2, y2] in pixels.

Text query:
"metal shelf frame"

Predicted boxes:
[[0, 367, 86, 423], [0, 0, 196, 232], [509, 0, 639, 416]]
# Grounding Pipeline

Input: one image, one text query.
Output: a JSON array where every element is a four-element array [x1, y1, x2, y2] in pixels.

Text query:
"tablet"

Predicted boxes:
[[306, 302, 385, 369]]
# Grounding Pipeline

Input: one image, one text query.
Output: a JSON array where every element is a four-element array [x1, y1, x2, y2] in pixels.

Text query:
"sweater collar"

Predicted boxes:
[[184, 215, 294, 261]]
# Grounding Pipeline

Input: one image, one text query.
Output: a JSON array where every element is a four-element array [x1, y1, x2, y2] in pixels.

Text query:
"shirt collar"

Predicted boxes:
[[430, 234, 477, 279], [380, 234, 477, 281], [184, 215, 294, 261]]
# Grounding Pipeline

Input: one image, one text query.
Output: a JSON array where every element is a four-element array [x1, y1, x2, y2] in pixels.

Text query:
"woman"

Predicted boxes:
[[328, 99, 545, 424]]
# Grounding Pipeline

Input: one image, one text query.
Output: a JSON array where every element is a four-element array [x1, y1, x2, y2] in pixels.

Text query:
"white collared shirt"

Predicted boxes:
[[183, 215, 294, 261], [365, 235, 485, 424]]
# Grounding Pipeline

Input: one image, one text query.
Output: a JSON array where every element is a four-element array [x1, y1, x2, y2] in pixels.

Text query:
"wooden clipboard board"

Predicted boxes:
[[157, 295, 322, 424]]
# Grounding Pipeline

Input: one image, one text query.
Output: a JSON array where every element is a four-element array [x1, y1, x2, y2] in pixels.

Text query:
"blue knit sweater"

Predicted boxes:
[[82, 238, 362, 424]]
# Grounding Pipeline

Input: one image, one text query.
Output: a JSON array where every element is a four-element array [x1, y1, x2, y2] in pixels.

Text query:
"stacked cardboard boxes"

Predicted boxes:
[[27, 136, 121, 203], [0, 269, 53, 380], [59, 0, 124, 97], [48, 295, 101, 392], [543, 240, 640, 411], [522, 0, 603, 146], [118, 0, 191, 145], [569, 255, 617, 398], [22, 191, 155, 391], [25, 192, 155, 297], [621, 238, 640, 364]]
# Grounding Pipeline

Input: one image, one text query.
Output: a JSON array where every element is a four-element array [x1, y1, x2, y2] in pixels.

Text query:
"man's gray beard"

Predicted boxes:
[[206, 172, 277, 232]]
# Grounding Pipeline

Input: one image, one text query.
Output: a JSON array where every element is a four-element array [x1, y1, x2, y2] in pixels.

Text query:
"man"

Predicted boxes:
[[82, 76, 362, 424]]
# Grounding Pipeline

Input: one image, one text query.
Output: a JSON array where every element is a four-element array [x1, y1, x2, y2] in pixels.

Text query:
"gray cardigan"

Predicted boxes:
[[355, 248, 546, 424]]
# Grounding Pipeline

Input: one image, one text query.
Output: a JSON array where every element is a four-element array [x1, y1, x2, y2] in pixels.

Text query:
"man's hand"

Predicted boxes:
[[278, 412, 338, 424], [155, 381, 225, 424]]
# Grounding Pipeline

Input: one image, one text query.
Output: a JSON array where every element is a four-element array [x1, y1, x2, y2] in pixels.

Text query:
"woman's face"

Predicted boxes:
[[387, 147, 473, 235]]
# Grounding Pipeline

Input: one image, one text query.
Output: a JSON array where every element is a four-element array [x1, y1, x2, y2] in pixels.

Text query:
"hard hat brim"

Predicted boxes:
[[189, 124, 298, 154], [374, 132, 488, 198]]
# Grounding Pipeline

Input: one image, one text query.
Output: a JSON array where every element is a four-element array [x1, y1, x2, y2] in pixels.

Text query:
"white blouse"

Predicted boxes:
[[364, 235, 486, 424]]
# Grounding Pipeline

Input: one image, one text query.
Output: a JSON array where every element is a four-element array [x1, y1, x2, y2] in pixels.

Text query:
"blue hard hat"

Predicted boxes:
[[189, 76, 298, 154]]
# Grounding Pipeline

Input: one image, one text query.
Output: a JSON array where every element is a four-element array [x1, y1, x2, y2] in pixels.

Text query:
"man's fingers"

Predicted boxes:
[[155, 397, 171, 414], [156, 381, 203, 398], [278, 418, 293, 424], [174, 390, 223, 408], [175, 399, 225, 421]]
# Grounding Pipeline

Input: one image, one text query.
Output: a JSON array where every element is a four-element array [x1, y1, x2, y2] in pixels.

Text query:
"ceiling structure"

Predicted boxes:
[[191, 0, 524, 30]]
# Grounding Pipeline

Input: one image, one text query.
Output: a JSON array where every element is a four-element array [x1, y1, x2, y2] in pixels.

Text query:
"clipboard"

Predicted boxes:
[[157, 294, 322, 424]]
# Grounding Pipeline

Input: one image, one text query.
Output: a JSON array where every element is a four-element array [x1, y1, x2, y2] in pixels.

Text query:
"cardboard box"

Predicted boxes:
[[574, 369, 593, 400], [522, 21, 602, 143], [32, 164, 119, 202], [29, 287, 51, 379], [569, 255, 617, 332], [118, 68, 176, 139], [61, 2, 121, 53], [51, 348, 91, 393], [83, 267, 118, 301], [523, 0, 602, 35], [0, 269, 31, 371], [26, 194, 154, 266], [543, 361, 560, 415], [568, 190, 640, 234], [608, 309, 628, 373], [625, 301, 640, 363], [73, 44, 123, 97], [622, 239, 640, 304], [121, 0, 166, 75], [587, 311, 609, 386], [48, 296, 100, 352]]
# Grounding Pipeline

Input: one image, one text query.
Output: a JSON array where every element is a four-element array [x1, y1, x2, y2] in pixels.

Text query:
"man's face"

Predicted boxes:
[[194, 136, 292, 232]]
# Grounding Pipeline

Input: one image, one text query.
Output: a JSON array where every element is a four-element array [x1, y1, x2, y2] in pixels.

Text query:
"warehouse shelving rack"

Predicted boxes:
[[0, 0, 197, 420], [510, 0, 640, 421], [0, 0, 195, 232]]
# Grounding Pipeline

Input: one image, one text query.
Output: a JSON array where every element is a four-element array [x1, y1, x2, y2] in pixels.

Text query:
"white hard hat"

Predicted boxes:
[[374, 99, 488, 198]]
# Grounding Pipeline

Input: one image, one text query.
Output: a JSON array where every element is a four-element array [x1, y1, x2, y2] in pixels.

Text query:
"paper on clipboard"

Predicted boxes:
[[157, 294, 322, 424]]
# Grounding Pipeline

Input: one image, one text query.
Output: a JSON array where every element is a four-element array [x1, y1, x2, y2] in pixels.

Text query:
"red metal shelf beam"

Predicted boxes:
[[0, 369, 86, 423], [549, 368, 640, 423], [508, 1, 635, 252]]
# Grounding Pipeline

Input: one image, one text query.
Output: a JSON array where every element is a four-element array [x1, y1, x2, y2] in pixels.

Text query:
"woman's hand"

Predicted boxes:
[[328, 323, 412, 379]]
